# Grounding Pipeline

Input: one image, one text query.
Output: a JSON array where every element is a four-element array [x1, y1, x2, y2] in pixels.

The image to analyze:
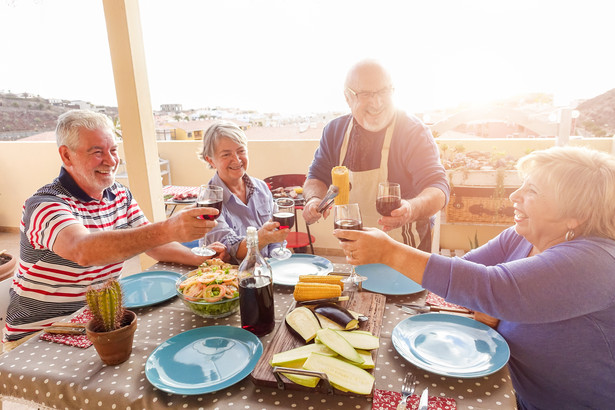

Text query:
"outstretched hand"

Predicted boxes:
[[168, 206, 219, 243], [378, 199, 414, 232], [332, 227, 395, 265]]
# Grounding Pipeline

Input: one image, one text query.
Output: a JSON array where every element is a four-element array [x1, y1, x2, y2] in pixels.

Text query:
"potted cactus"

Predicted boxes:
[[85, 279, 137, 365]]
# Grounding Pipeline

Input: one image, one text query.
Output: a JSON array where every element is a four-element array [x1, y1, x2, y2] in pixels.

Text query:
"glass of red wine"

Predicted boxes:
[[333, 203, 367, 291], [191, 184, 224, 256], [270, 198, 295, 260], [377, 182, 401, 217]]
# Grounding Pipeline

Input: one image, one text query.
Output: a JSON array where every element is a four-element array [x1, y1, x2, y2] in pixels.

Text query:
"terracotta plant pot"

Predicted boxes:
[[86, 310, 137, 366], [0, 252, 17, 281]]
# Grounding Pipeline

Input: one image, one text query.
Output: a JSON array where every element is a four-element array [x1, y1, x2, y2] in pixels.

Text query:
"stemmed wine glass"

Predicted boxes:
[[333, 203, 367, 291], [376, 182, 401, 217], [191, 184, 224, 257], [271, 198, 295, 260]]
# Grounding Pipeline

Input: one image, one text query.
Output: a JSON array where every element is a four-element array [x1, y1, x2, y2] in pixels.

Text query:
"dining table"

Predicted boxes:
[[0, 259, 517, 410]]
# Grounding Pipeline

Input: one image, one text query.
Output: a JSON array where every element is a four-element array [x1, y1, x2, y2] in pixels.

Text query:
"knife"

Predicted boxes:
[[418, 387, 429, 410], [44, 322, 87, 335], [395, 303, 471, 314]]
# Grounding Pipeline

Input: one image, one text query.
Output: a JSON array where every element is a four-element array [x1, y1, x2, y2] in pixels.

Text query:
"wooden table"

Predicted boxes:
[[0, 261, 517, 409]]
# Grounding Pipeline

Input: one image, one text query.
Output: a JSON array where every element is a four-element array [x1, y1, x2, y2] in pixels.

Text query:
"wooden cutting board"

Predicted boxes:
[[250, 291, 386, 395]]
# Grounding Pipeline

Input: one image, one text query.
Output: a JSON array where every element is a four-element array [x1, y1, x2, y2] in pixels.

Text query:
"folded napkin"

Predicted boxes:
[[425, 292, 472, 313], [39, 309, 93, 348], [372, 388, 456, 410]]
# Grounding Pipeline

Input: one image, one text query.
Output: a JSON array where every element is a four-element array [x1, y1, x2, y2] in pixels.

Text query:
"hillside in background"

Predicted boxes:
[[576, 88, 615, 138], [2, 89, 614, 141], [0, 93, 68, 138]]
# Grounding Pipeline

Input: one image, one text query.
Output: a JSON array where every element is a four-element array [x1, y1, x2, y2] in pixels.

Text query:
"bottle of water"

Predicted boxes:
[[238, 226, 275, 336]]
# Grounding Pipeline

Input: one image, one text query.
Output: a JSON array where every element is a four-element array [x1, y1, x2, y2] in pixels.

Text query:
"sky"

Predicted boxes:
[[1, 0, 614, 116]]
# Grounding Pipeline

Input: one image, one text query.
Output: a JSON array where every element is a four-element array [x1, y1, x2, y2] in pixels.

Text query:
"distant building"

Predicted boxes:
[[161, 104, 182, 112]]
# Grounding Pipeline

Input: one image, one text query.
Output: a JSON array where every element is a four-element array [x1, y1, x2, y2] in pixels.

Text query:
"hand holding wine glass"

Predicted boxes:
[[376, 182, 401, 217], [191, 184, 224, 257], [333, 203, 367, 291], [270, 198, 295, 260]]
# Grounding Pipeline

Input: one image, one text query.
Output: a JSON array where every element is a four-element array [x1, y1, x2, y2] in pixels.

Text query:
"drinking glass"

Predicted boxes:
[[333, 203, 367, 291], [270, 198, 295, 260], [191, 184, 224, 257], [376, 182, 401, 216]]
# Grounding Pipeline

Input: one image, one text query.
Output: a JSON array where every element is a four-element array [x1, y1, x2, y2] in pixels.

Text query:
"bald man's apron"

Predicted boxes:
[[339, 116, 431, 251]]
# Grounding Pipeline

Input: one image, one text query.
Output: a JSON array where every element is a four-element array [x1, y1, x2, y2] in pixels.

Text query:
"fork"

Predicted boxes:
[[396, 371, 416, 410]]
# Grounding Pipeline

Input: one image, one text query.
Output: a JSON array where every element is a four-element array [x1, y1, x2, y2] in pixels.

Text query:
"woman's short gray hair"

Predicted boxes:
[[517, 146, 615, 239], [56, 110, 115, 149], [199, 121, 248, 168]]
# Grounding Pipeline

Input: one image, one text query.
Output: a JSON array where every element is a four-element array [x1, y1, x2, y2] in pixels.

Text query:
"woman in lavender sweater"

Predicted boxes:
[[335, 146, 615, 409]]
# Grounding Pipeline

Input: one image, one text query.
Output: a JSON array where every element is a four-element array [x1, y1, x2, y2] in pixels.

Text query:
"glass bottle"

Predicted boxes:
[[238, 226, 275, 336]]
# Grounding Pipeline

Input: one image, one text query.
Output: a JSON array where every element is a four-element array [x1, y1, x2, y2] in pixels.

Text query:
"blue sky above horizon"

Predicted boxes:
[[1, 0, 614, 115]]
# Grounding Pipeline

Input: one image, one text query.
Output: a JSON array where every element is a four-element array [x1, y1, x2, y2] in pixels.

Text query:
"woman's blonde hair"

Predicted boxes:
[[517, 146, 615, 239]]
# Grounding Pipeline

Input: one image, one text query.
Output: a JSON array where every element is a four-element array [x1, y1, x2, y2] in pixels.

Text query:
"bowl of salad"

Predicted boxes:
[[175, 259, 240, 318]]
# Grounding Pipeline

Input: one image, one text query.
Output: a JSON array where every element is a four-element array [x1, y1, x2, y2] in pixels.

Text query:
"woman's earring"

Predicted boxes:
[[565, 230, 575, 241]]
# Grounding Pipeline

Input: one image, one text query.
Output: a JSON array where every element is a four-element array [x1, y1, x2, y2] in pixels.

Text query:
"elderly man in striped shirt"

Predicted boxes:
[[3, 110, 226, 351]]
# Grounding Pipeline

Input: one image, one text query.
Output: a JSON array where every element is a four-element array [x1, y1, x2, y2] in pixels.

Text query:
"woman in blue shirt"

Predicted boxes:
[[200, 121, 289, 264]]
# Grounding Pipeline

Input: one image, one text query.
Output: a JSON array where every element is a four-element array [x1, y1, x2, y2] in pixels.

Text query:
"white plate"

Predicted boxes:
[[392, 313, 510, 378], [268, 254, 333, 286]]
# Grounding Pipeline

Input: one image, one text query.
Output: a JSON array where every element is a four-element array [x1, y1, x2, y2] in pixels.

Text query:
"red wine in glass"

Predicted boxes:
[[377, 182, 402, 217], [239, 276, 275, 336], [272, 211, 295, 230], [197, 199, 223, 220], [192, 184, 223, 257], [334, 219, 363, 241], [376, 196, 402, 217]]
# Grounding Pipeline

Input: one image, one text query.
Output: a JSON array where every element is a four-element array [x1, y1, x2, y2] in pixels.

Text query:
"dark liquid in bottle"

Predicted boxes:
[[239, 276, 275, 336], [273, 211, 295, 230], [334, 219, 363, 241], [197, 199, 223, 220], [376, 195, 401, 216]]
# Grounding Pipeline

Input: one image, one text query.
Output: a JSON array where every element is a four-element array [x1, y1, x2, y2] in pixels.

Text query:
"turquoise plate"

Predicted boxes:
[[356, 263, 423, 295], [120, 270, 181, 308], [145, 326, 263, 394], [268, 254, 333, 286], [392, 313, 510, 378]]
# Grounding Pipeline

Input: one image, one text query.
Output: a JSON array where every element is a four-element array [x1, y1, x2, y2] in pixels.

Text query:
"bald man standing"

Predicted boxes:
[[302, 59, 449, 251]]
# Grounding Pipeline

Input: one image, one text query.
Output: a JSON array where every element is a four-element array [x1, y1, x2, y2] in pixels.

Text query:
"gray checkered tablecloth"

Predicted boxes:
[[0, 261, 516, 409]]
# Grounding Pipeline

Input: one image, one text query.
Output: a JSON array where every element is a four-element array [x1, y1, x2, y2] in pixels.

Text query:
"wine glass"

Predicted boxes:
[[333, 203, 367, 291], [270, 198, 295, 260], [376, 182, 401, 216], [191, 184, 224, 257]]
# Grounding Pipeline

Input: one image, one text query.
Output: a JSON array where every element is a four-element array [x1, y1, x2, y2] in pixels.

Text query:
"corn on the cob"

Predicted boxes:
[[331, 166, 349, 205], [293, 282, 341, 302], [298, 275, 344, 291]]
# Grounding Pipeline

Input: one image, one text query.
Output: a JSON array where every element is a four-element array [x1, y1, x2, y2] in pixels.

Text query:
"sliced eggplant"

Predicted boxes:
[[315, 328, 364, 364], [285, 306, 321, 342], [339, 349, 375, 369], [314, 303, 359, 330], [303, 352, 375, 395], [333, 329, 380, 350], [270, 343, 336, 367]]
